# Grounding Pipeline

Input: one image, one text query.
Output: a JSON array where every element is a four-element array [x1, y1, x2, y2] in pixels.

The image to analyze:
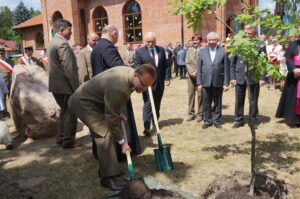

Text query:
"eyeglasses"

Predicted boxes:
[[137, 75, 147, 87]]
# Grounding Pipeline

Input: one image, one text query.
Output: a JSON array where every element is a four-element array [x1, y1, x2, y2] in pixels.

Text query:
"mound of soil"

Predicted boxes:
[[121, 180, 185, 199], [203, 171, 293, 199]]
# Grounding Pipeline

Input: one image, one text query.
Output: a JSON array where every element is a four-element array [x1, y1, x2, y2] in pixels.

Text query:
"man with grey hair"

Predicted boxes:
[[91, 25, 123, 75], [77, 32, 99, 84], [197, 31, 230, 129], [230, 24, 266, 129], [47, 19, 81, 148], [134, 32, 171, 136]]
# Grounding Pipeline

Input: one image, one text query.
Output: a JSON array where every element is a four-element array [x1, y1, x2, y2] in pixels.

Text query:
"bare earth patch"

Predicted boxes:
[[1, 77, 300, 198]]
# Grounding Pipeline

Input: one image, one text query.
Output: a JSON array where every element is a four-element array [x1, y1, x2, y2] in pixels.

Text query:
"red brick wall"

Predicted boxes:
[[20, 25, 44, 58], [41, 0, 258, 52]]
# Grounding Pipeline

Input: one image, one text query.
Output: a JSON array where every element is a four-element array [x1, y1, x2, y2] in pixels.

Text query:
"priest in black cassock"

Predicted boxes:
[[276, 39, 300, 127]]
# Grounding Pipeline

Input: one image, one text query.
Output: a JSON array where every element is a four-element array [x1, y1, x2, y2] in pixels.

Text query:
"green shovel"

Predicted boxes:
[[121, 120, 136, 181], [148, 87, 174, 172]]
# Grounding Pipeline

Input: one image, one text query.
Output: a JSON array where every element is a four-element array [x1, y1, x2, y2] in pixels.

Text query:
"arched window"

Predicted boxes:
[[123, 1, 142, 43], [93, 6, 108, 37], [226, 15, 239, 36], [36, 31, 45, 49], [52, 11, 63, 23]]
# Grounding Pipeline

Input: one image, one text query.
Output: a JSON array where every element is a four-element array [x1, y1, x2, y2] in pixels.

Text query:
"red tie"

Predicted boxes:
[[150, 49, 156, 65]]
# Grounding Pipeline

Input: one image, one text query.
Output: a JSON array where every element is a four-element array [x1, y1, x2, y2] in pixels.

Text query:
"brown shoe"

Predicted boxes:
[[101, 177, 125, 190], [186, 115, 195, 122], [5, 144, 13, 150], [62, 142, 82, 149]]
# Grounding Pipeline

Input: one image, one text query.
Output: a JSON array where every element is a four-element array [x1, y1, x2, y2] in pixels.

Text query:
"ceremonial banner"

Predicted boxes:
[[40, 57, 48, 65], [18, 56, 30, 66], [0, 59, 13, 73]]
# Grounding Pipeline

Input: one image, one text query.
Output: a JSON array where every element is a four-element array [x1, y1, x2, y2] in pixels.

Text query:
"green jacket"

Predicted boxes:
[[69, 66, 134, 141]]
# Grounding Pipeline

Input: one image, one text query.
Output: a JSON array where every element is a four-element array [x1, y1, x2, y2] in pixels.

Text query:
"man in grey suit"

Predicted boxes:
[[48, 19, 81, 149], [197, 32, 230, 129], [122, 43, 135, 67], [69, 64, 156, 190], [230, 25, 266, 129], [77, 32, 99, 84]]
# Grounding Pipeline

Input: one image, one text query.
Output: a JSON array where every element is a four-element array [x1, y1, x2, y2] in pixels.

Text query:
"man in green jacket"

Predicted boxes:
[[69, 64, 156, 190], [47, 19, 80, 149]]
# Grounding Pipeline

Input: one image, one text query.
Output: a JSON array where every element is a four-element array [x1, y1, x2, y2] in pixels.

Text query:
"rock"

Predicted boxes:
[[10, 64, 60, 139]]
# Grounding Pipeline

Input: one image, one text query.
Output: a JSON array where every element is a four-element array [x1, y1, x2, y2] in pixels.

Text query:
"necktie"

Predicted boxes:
[[150, 49, 156, 65], [28, 57, 32, 65]]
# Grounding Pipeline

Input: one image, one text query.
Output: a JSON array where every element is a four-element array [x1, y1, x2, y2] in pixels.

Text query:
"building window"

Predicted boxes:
[[93, 6, 108, 37], [123, 1, 142, 43], [36, 31, 45, 49], [226, 15, 239, 35], [52, 11, 63, 23]]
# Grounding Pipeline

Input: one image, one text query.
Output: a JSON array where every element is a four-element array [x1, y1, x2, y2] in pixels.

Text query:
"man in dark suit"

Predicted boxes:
[[230, 25, 266, 129], [19, 46, 44, 69], [91, 25, 123, 75], [197, 32, 230, 129], [135, 32, 171, 135], [47, 19, 81, 149]]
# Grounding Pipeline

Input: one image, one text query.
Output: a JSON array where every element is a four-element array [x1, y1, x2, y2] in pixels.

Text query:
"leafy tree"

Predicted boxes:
[[13, 1, 31, 26], [29, 7, 41, 17], [0, 6, 14, 40], [169, 0, 299, 196]]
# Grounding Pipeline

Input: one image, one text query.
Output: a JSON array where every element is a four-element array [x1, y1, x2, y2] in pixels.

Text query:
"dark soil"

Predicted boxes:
[[121, 180, 185, 199], [203, 171, 293, 199]]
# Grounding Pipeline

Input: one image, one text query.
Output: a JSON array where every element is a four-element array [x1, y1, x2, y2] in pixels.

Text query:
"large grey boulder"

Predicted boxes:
[[10, 64, 60, 139]]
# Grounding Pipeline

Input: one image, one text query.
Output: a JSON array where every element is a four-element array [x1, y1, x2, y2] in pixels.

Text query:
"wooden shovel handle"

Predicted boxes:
[[147, 86, 160, 134]]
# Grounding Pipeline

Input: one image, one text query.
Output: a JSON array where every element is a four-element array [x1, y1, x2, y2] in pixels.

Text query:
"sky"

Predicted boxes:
[[259, 0, 276, 11], [0, 0, 41, 11]]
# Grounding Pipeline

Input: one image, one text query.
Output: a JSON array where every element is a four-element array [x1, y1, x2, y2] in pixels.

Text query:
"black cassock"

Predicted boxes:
[[115, 99, 142, 162], [275, 72, 300, 125]]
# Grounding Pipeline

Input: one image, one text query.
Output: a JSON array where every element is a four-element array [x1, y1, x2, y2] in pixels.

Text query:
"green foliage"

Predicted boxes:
[[237, 6, 298, 45], [0, 6, 13, 40], [227, 32, 282, 81], [168, 0, 227, 31], [13, 1, 31, 26]]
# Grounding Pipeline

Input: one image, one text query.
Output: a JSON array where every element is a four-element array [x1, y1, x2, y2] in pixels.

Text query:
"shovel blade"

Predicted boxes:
[[154, 146, 174, 172]]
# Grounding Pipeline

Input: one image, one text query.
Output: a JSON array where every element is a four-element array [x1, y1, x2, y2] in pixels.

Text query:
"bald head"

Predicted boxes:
[[144, 32, 157, 48], [87, 32, 99, 48], [101, 25, 119, 44]]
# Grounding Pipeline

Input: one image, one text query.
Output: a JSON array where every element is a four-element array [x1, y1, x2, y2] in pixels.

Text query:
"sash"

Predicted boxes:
[[293, 55, 300, 115], [0, 59, 13, 73], [40, 57, 48, 65], [18, 56, 30, 66]]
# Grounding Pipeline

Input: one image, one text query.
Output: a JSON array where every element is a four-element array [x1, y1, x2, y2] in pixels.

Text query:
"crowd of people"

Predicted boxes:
[[0, 18, 300, 191]]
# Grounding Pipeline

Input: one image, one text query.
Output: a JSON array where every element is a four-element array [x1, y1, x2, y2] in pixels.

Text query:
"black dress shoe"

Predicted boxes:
[[143, 129, 152, 136], [101, 177, 124, 190], [233, 122, 244, 128], [202, 123, 212, 129], [214, 123, 222, 129]]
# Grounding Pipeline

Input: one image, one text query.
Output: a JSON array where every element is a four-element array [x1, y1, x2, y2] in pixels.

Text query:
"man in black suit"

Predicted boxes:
[[135, 32, 171, 135], [91, 25, 123, 75], [197, 32, 230, 129], [230, 25, 266, 129]]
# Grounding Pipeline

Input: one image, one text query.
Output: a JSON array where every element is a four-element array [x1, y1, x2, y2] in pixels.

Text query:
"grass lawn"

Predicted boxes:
[[0, 77, 299, 198]]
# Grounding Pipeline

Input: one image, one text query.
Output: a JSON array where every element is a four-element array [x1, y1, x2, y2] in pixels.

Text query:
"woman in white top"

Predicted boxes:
[[266, 37, 282, 90], [277, 43, 289, 90]]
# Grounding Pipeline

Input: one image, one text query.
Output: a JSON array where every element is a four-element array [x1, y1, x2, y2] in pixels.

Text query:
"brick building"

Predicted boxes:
[[14, 14, 44, 56], [20, 0, 258, 54]]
